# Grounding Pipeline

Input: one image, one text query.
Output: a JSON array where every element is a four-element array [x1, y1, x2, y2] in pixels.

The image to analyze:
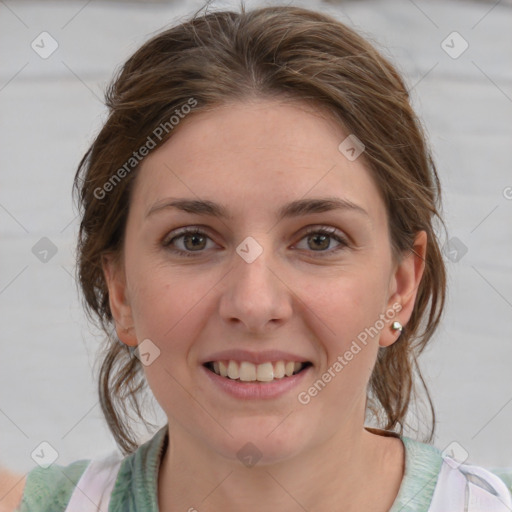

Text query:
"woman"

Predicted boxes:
[[5, 4, 512, 511]]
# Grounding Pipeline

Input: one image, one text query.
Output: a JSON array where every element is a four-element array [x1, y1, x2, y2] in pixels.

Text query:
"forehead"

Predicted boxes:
[[132, 99, 386, 223]]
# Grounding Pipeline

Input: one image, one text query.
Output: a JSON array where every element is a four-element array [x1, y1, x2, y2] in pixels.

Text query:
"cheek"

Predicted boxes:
[[306, 268, 388, 342], [298, 264, 390, 401], [129, 279, 178, 339], [126, 261, 218, 355], [126, 265, 214, 407]]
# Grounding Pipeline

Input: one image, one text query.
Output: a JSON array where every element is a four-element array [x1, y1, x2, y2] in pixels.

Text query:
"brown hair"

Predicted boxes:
[[74, 4, 446, 454]]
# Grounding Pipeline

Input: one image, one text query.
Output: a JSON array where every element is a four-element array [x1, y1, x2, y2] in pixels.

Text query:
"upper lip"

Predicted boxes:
[[202, 349, 312, 365]]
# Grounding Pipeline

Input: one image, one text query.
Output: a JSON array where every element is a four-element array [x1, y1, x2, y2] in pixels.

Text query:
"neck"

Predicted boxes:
[[158, 424, 404, 512]]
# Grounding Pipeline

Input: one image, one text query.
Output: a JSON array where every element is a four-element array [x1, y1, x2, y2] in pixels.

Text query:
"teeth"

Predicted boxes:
[[256, 362, 274, 382], [218, 361, 228, 377], [208, 360, 308, 382], [274, 361, 285, 379], [239, 361, 256, 381], [227, 360, 239, 379]]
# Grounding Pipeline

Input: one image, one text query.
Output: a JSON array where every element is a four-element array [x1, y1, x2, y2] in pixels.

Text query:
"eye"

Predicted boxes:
[[162, 225, 348, 258], [294, 226, 348, 255], [163, 227, 217, 256]]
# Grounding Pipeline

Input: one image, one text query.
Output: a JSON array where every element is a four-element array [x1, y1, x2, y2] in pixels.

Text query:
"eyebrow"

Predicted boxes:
[[145, 196, 368, 221]]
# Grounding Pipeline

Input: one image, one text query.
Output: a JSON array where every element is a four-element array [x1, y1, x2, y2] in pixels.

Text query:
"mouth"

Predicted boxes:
[[203, 360, 313, 383]]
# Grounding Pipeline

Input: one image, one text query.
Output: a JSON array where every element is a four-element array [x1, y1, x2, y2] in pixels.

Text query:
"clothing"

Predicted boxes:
[[17, 426, 512, 511]]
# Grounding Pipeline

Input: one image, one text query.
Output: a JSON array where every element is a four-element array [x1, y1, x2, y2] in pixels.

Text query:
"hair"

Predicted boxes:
[[73, 3, 446, 454]]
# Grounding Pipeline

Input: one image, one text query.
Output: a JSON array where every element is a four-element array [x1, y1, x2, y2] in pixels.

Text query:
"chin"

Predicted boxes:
[[206, 416, 311, 467]]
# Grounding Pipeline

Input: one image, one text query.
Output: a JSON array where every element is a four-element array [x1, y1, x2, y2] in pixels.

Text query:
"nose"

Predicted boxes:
[[218, 238, 293, 333]]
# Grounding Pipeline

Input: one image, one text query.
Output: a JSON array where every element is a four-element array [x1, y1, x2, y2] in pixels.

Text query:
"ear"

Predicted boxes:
[[379, 231, 427, 348], [102, 252, 138, 347]]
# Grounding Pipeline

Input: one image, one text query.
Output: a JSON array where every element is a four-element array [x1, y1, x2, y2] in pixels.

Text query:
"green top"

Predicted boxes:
[[17, 427, 512, 512]]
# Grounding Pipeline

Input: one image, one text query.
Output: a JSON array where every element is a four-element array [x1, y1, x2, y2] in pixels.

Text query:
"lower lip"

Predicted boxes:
[[201, 365, 312, 400]]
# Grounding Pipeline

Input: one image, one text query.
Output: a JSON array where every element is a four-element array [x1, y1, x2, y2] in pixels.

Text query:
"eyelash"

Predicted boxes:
[[162, 226, 349, 258]]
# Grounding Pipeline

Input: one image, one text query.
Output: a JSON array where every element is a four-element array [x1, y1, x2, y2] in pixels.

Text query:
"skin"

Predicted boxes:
[[103, 98, 427, 512], [0, 470, 25, 512]]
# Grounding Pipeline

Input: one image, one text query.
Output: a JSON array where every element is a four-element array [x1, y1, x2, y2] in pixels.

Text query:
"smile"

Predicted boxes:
[[204, 360, 311, 382]]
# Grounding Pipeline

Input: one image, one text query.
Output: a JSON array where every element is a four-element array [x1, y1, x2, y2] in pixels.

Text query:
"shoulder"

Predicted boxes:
[[7, 426, 167, 512], [431, 458, 512, 511], [388, 435, 444, 511], [15, 459, 89, 512], [0, 469, 26, 512], [488, 467, 512, 494], [397, 436, 512, 511]]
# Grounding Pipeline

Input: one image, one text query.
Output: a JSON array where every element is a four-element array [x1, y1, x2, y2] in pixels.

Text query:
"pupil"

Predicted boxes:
[[185, 234, 205, 250], [310, 234, 329, 250]]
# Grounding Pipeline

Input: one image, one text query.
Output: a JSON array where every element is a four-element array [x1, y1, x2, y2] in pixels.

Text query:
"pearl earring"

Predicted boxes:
[[391, 321, 403, 333]]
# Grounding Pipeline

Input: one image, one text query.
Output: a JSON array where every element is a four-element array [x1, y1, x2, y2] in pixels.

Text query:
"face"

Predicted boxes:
[[105, 98, 425, 465]]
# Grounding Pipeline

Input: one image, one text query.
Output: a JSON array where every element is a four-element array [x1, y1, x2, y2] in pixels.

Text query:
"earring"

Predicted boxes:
[[391, 321, 403, 333]]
